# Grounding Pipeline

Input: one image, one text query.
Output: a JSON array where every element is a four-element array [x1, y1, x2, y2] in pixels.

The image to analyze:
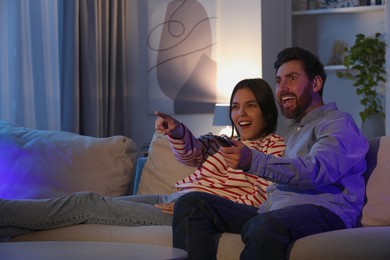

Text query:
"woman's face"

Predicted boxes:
[[231, 88, 265, 141]]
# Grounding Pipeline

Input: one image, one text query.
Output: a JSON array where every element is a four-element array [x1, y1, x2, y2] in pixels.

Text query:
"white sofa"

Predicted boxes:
[[2, 122, 390, 259]]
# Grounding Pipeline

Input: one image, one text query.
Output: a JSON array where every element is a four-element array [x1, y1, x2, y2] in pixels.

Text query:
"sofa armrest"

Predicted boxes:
[[133, 157, 147, 195]]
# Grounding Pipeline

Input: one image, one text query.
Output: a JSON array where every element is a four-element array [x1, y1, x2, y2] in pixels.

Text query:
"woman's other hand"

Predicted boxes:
[[154, 111, 182, 137]]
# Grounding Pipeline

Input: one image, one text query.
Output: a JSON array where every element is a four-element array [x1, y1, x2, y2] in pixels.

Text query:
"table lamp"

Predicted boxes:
[[212, 104, 233, 136]]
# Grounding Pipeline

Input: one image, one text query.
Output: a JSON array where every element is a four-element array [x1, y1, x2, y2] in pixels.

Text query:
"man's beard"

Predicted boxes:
[[280, 101, 302, 120], [279, 86, 312, 120]]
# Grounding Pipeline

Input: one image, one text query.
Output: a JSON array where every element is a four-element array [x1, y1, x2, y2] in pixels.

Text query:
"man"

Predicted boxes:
[[171, 47, 369, 259]]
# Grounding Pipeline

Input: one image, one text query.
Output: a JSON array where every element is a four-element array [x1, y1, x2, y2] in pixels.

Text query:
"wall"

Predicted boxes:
[[126, 0, 264, 152], [386, 2, 390, 135], [260, 0, 289, 132]]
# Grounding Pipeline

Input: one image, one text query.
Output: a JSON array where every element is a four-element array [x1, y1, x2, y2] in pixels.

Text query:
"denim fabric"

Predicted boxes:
[[0, 192, 177, 239], [172, 192, 258, 260], [172, 192, 346, 260], [240, 204, 346, 260]]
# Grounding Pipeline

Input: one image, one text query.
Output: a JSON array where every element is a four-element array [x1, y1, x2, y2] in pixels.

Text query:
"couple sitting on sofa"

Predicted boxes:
[[0, 47, 368, 259]]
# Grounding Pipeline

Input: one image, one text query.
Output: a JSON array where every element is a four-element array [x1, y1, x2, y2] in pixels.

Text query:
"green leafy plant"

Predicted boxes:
[[336, 33, 386, 122]]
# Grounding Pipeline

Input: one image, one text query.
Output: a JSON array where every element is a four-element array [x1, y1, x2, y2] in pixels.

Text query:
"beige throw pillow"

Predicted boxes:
[[361, 136, 390, 226], [137, 132, 196, 195], [0, 121, 137, 199]]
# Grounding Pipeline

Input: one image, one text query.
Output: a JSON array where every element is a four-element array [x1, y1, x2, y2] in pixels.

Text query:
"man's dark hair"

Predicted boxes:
[[274, 47, 327, 96]]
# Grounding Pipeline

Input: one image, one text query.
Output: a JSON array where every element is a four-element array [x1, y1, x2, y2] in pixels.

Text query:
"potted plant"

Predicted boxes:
[[336, 33, 386, 123]]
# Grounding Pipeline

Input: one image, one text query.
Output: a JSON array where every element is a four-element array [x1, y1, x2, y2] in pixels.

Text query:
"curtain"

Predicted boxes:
[[0, 0, 129, 137], [0, 0, 61, 130], [61, 0, 128, 137]]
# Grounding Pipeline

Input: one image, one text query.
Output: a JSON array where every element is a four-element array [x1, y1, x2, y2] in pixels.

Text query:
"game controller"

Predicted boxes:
[[214, 135, 234, 147]]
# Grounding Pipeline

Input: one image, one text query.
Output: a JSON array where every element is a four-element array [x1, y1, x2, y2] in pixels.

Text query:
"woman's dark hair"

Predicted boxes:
[[274, 47, 327, 96], [228, 78, 278, 139]]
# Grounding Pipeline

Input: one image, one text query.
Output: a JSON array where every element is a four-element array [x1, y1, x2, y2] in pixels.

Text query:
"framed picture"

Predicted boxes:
[[147, 0, 217, 114]]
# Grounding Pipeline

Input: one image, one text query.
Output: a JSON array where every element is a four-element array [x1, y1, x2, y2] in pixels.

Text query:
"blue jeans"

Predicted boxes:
[[172, 192, 346, 260], [0, 191, 179, 240]]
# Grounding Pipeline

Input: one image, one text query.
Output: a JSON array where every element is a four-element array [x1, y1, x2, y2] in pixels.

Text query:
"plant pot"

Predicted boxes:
[[361, 114, 385, 139]]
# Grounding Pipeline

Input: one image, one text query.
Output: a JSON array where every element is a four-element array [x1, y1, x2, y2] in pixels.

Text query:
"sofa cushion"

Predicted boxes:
[[361, 136, 390, 226], [11, 224, 244, 260], [288, 226, 390, 259], [0, 121, 137, 199], [137, 131, 196, 195]]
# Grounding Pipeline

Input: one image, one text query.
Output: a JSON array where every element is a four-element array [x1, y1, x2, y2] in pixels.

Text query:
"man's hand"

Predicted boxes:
[[154, 202, 175, 215], [219, 140, 252, 171], [154, 111, 182, 137]]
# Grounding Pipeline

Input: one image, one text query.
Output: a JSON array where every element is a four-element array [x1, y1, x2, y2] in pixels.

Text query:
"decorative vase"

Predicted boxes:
[[361, 114, 385, 139]]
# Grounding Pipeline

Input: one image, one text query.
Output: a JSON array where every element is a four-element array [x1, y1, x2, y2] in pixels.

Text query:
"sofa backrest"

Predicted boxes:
[[360, 136, 390, 227], [0, 121, 138, 199]]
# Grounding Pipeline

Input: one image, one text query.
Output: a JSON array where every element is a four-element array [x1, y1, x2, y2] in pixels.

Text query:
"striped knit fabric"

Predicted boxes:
[[169, 125, 285, 207]]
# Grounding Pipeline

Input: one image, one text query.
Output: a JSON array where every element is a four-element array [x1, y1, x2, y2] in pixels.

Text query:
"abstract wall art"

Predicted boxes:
[[147, 0, 217, 114]]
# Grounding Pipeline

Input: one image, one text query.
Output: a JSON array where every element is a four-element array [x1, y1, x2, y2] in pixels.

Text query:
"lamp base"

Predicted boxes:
[[219, 126, 233, 136]]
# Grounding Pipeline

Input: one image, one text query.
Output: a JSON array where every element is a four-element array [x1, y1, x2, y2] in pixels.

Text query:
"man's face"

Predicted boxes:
[[275, 60, 314, 121]]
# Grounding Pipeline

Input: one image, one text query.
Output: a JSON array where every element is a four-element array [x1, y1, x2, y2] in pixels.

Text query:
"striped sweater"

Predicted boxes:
[[168, 125, 285, 207]]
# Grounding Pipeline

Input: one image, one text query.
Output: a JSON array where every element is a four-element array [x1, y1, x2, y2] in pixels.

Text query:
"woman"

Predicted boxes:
[[0, 78, 284, 240], [155, 78, 285, 213]]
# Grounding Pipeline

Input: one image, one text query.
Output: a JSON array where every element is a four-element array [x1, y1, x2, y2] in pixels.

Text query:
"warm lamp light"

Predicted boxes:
[[213, 104, 232, 136]]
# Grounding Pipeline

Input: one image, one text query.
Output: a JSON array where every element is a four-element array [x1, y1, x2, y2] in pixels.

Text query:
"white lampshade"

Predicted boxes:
[[212, 104, 231, 126]]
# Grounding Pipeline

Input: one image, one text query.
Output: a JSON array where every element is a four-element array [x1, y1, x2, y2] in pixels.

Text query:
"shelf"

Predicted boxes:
[[288, 1, 388, 131], [292, 5, 384, 16], [324, 65, 346, 71]]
